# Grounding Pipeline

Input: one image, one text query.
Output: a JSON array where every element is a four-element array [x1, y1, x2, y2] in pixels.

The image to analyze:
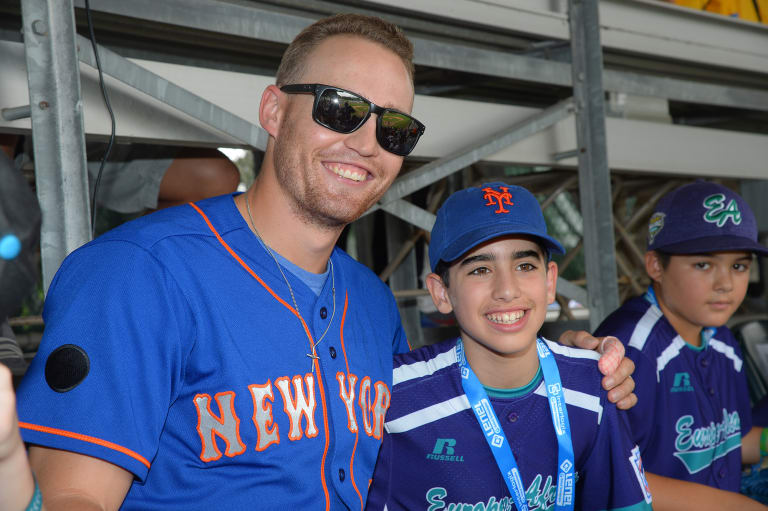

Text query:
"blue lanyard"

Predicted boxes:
[[456, 338, 575, 511]]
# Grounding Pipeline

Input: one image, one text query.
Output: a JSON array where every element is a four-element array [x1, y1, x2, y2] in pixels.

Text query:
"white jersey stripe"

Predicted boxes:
[[629, 306, 663, 350], [544, 338, 600, 361], [710, 338, 743, 372], [392, 348, 457, 386], [533, 381, 604, 424], [385, 395, 470, 434], [656, 336, 686, 382]]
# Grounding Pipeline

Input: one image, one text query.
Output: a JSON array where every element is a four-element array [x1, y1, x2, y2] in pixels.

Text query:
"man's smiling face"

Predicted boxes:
[[272, 34, 414, 228]]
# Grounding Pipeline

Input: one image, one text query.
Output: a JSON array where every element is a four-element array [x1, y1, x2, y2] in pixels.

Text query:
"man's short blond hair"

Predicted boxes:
[[276, 13, 414, 87]]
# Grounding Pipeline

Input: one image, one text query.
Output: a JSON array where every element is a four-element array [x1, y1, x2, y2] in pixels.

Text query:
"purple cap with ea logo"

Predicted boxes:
[[647, 180, 768, 256]]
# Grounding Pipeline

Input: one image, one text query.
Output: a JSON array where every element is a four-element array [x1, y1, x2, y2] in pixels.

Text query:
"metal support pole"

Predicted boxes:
[[569, 0, 620, 329], [21, 0, 91, 294], [385, 215, 425, 349]]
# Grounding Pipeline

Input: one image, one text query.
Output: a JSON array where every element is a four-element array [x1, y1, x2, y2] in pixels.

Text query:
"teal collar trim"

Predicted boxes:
[[483, 365, 543, 398]]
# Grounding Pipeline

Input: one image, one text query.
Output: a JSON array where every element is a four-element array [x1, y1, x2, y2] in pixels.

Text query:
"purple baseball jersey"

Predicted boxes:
[[17, 194, 409, 510], [365, 338, 654, 510], [595, 294, 752, 492]]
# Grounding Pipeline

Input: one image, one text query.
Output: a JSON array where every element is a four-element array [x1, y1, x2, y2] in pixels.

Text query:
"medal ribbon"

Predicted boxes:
[[456, 338, 575, 511]]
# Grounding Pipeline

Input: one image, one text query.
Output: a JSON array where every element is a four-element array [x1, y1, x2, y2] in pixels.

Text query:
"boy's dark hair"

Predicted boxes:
[[276, 13, 414, 87], [433, 239, 550, 288], [655, 250, 671, 270]]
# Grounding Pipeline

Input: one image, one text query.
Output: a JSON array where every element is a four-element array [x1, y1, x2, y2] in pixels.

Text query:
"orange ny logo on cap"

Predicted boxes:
[[482, 186, 514, 214]]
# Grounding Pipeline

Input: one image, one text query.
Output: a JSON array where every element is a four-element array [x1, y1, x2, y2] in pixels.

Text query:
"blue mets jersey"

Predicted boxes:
[[595, 295, 752, 492], [365, 338, 654, 511], [17, 194, 409, 510]]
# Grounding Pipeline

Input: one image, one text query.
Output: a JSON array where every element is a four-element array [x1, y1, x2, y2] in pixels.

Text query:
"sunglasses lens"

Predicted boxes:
[[316, 88, 370, 133], [378, 111, 423, 156]]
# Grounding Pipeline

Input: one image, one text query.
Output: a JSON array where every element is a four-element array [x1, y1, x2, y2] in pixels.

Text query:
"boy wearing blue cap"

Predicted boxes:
[[366, 182, 653, 511], [595, 180, 768, 511]]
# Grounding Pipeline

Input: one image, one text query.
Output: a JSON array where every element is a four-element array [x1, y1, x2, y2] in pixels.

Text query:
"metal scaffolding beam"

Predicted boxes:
[[379, 98, 575, 206], [569, 0, 620, 329], [22, 0, 91, 293], [72, 0, 768, 112], [76, 35, 268, 150]]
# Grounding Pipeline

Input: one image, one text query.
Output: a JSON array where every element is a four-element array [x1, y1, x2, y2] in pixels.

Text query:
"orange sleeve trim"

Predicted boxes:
[[19, 422, 151, 469], [189, 202, 331, 510]]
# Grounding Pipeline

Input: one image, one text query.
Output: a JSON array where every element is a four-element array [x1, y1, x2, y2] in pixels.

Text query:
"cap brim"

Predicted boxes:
[[438, 223, 565, 266], [653, 235, 768, 257]]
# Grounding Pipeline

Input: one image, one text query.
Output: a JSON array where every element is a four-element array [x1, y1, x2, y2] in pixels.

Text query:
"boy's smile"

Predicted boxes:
[[647, 250, 752, 345], [427, 236, 558, 388]]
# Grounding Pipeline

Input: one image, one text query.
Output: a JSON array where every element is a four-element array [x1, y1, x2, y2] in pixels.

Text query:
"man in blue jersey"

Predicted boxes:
[[7, 14, 636, 511], [595, 180, 768, 511], [366, 182, 653, 511], [15, 14, 417, 511]]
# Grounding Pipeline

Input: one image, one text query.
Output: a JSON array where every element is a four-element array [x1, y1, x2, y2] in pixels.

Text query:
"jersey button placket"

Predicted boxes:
[[329, 346, 337, 359], [338, 468, 346, 482], [320, 307, 328, 319]]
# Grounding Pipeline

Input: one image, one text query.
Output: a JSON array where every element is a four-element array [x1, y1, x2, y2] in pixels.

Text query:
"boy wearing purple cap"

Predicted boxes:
[[595, 180, 768, 511], [366, 182, 653, 511]]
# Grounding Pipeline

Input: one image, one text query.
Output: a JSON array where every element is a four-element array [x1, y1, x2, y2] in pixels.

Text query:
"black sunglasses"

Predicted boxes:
[[280, 84, 425, 156]]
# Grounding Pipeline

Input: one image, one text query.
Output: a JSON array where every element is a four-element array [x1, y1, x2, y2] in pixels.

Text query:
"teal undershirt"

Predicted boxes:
[[483, 365, 543, 398]]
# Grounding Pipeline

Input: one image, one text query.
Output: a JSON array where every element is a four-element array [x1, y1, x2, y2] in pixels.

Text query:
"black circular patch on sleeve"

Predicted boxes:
[[45, 344, 90, 393]]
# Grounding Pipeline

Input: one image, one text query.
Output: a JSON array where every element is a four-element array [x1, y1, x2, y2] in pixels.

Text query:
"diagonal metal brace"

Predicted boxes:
[[378, 200, 436, 233], [75, 34, 267, 150], [378, 97, 575, 207]]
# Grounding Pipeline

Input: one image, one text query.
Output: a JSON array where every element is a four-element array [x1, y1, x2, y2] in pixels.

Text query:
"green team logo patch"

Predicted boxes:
[[647, 212, 665, 245], [702, 193, 742, 227], [673, 410, 741, 474]]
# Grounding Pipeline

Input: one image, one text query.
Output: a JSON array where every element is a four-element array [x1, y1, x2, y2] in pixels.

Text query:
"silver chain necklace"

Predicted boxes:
[[245, 195, 336, 371]]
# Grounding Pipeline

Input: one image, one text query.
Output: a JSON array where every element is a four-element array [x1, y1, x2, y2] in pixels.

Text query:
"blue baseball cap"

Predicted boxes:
[[647, 180, 768, 256], [429, 182, 565, 271]]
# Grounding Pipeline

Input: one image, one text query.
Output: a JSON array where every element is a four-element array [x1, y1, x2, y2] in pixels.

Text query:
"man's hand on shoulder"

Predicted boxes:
[[557, 330, 637, 410]]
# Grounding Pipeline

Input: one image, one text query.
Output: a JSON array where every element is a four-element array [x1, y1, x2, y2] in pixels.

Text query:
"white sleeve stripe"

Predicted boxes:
[[629, 306, 663, 350], [393, 348, 457, 386], [533, 381, 604, 424], [384, 395, 471, 434], [656, 336, 686, 381], [709, 338, 743, 372], [543, 338, 600, 361]]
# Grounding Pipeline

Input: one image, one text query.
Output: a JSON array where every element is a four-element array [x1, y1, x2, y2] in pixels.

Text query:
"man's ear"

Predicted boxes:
[[259, 85, 284, 139], [645, 251, 663, 283], [425, 273, 454, 315]]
